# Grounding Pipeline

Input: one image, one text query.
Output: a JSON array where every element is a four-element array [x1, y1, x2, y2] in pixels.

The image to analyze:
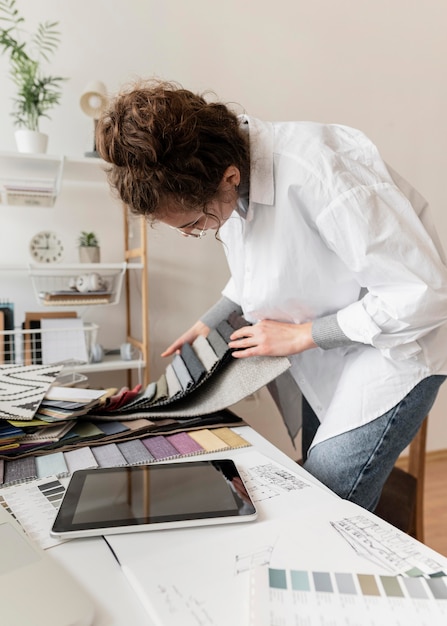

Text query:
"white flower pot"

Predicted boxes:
[[15, 129, 48, 154], [79, 246, 101, 263]]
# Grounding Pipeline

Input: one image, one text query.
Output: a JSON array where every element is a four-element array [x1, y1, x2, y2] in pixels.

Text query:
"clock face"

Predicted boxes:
[[29, 231, 64, 263]]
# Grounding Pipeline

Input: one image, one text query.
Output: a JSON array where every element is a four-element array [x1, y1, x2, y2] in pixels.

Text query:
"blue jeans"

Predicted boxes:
[[302, 375, 445, 512]]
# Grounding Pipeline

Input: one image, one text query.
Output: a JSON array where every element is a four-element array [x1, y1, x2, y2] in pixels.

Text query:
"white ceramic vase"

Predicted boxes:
[[15, 129, 48, 154]]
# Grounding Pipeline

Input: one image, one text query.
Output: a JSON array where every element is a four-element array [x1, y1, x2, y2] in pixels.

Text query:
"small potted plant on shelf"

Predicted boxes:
[[78, 231, 100, 263], [0, 0, 67, 153]]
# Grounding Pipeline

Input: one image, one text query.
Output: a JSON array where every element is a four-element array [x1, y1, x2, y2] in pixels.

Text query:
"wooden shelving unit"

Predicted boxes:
[[0, 151, 149, 386]]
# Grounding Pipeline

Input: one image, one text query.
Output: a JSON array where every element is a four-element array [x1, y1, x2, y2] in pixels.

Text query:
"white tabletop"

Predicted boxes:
[[47, 426, 447, 625]]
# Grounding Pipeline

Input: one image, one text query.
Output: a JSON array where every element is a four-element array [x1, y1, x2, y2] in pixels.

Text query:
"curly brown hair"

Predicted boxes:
[[95, 79, 250, 221]]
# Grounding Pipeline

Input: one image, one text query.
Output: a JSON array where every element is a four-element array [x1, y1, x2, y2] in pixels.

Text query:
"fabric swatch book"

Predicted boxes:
[[0, 313, 290, 462], [0, 425, 252, 488]]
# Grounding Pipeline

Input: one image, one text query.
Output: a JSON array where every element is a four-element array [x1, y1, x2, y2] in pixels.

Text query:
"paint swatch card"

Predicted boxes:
[[250, 565, 447, 625], [0, 476, 69, 549]]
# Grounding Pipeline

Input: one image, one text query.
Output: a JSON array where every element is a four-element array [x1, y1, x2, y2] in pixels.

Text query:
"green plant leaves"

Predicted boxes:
[[0, 0, 67, 131]]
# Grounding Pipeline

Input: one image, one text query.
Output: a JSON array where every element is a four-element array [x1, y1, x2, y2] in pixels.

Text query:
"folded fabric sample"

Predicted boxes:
[[0, 364, 62, 421]]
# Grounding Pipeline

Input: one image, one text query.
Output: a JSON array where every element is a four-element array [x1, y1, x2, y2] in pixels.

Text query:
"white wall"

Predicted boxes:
[[1, 0, 446, 458]]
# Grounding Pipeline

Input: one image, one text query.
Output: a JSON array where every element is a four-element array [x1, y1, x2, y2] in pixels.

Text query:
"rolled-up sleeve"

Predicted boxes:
[[317, 183, 447, 360]]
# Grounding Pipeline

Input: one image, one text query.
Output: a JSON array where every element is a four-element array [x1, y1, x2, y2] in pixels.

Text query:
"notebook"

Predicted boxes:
[[0, 504, 95, 626]]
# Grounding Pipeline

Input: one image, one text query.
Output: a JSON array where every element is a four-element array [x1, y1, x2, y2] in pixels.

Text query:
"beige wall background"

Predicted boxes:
[[0, 0, 446, 458]]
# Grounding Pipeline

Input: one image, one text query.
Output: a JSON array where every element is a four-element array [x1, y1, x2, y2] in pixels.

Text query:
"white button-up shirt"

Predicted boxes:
[[219, 115, 447, 447]]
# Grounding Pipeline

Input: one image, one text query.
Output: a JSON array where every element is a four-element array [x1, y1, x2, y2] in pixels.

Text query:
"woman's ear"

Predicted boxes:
[[220, 165, 241, 189]]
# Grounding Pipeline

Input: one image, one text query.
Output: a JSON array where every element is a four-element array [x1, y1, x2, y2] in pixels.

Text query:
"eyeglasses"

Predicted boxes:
[[169, 214, 208, 239]]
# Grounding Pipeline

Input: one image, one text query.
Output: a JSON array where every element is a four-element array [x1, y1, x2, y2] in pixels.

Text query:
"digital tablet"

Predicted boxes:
[[50, 459, 257, 538]]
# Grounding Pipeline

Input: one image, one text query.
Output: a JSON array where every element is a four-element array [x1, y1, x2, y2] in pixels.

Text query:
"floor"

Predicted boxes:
[[423, 454, 447, 557]]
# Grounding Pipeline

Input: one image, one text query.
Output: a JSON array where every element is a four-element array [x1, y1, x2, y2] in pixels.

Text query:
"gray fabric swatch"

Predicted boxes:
[[166, 363, 182, 398], [153, 374, 168, 403], [267, 369, 303, 443], [118, 439, 155, 464], [216, 319, 235, 344], [91, 443, 127, 467], [192, 335, 219, 371], [181, 342, 206, 383], [3, 456, 37, 484], [207, 328, 229, 360], [172, 354, 194, 391], [64, 447, 98, 473]]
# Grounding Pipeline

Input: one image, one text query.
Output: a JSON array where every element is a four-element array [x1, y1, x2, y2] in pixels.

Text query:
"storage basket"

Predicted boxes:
[[0, 322, 99, 367], [29, 263, 126, 307]]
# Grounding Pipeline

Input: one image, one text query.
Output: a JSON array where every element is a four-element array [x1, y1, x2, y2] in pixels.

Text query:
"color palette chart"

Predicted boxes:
[[0, 476, 68, 549], [250, 566, 447, 625]]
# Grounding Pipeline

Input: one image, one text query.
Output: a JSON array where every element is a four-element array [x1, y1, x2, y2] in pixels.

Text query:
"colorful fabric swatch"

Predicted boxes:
[[35, 452, 68, 479], [95, 420, 129, 436], [142, 435, 179, 460], [211, 427, 250, 448], [188, 429, 230, 451], [166, 431, 203, 455]]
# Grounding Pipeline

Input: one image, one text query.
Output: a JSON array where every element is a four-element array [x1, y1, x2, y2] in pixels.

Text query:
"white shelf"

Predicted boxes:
[[0, 152, 108, 207], [0, 152, 63, 207], [70, 356, 145, 374], [62, 156, 108, 185]]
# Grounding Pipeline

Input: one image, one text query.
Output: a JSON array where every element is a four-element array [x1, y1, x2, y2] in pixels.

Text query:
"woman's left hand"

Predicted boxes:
[[228, 319, 316, 358]]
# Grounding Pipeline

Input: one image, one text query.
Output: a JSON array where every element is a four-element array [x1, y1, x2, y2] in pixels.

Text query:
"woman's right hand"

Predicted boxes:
[[160, 320, 210, 358]]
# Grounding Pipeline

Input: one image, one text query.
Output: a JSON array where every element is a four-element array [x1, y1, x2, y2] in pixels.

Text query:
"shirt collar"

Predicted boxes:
[[238, 114, 275, 220]]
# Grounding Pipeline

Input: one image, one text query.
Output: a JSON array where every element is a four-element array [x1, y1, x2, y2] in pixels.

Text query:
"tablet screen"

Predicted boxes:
[[51, 459, 256, 537]]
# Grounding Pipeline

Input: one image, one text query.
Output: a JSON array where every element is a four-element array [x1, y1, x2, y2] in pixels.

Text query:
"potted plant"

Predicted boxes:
[[0, 0, 67, 153], [78, 231, 100, 263]]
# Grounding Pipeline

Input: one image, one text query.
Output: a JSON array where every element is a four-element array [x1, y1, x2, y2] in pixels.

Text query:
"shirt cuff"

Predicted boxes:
[[200, 297, 242, 329], [311, 314, 356, 350]]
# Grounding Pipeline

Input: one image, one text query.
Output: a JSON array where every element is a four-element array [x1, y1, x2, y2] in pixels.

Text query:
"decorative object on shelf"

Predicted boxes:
[[68, 272, 108, 294], [78, 231, 100, 263], [79, 80, 108, 157], [14, 129, 48, 154], [0, 0, 67, 154], [29, 231, 64, 263], [90, 342, 137, 363]]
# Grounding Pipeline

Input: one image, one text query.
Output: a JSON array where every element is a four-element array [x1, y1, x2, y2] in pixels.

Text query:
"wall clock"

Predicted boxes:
[[29, 231, 64, 263]]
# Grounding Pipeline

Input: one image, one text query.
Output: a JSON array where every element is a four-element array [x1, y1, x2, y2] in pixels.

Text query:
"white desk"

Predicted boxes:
[[42, 427, 447, 625]]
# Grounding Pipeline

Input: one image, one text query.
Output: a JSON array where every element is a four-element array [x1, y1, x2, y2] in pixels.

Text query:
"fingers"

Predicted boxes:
[[160, 321, 210, 358], [228, 325, 259, 358], [160, 344, 181, 358]]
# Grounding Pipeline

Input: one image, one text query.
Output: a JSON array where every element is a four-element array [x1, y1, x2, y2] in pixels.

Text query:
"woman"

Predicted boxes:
[[96, 79, 447, 511]]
